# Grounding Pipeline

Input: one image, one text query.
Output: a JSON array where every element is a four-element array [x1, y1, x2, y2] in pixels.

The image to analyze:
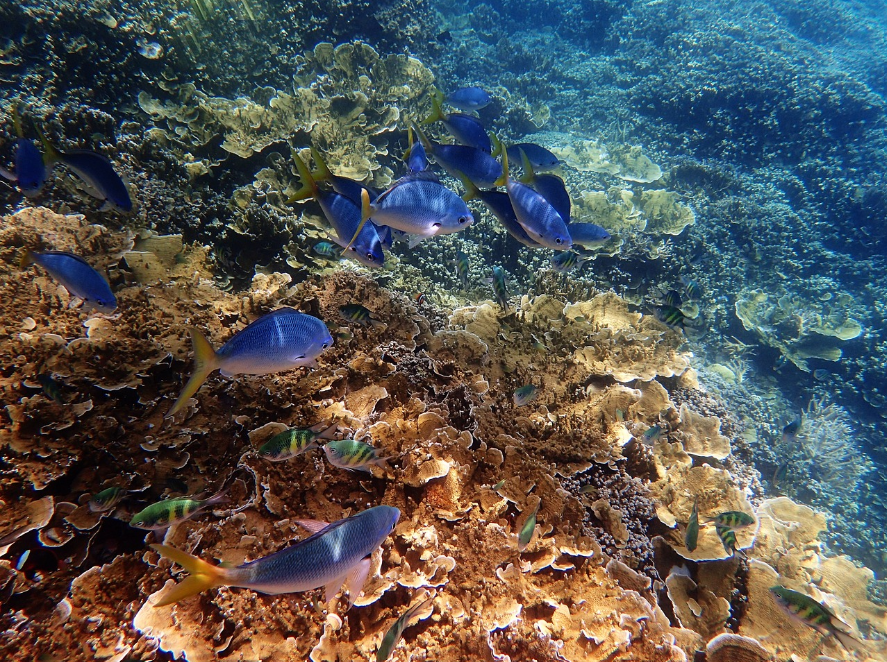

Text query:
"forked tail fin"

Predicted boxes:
[[166, 328, 217, 418], [150, 544, 230, 607]]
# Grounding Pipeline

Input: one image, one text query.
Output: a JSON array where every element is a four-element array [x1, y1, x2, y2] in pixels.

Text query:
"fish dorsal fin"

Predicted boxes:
[[395, 169, 439, 184], [295, 518, 331, 535], [490, 133, 503, 157], [409, 121, 434, 153], [12, 104, 24, 138], [35, 123, 61, 165], [422, 95, 444, 125], [403, 124, 415, 162]]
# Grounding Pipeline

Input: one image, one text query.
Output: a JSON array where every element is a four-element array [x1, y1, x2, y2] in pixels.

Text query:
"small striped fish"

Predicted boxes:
[[130, 491, 227, 530], [323, 439, 390, 472]]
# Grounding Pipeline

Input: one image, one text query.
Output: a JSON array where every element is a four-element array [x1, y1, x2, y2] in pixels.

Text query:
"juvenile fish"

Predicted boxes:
[[444, 86, 491, 111], [37, 374, 66, 404], [150, 505, 400, 607], [340, 303, 383, 328], [376, 595, 435, 662], [313, 241, 340, 259], [424, 95, 491, 152], [258, 424, 337, 462], [664, 289, 683, 308], [89, 486, 127, 513], [491, 265, 509, 311], [568, 222, 611, 248], [40, 129, 132, 213], [290, 155, 384, 268], [714, 524, 743, 557], [130, 491, 227, 530], [497, 148, 571, 250], [551, 251, 587, 274], [782, 417, 801, 444], [518, 501, 540, 552], [414, 293, 426, 305], [642, 424, 662, 445], [655, 304, 686, 328], [685, 498, 699, 552], [681, 275, 702, 300], [711, 511, 755, 529], [21, 250, 117, 313], [513, 384, 538, 407], [323, 439, 390, 472], [167, 308, 332, 417], [769, 586, 862, 651], [454, 250, 470, 289]]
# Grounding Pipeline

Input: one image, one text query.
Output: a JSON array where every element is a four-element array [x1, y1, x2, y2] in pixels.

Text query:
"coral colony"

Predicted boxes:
[[2, 1, 887, 661]]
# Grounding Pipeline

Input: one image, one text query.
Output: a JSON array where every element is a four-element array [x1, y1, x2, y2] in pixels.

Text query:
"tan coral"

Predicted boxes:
[[676, 404, 732, 460], [705, 633, 773, 662], [665, 565, 730, 639]]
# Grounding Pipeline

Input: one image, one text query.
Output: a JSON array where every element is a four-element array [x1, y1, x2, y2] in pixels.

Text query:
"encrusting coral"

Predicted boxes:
[[1, 207, 885, 662]]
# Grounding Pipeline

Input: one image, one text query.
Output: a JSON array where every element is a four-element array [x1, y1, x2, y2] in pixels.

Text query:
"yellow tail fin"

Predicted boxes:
[[287, 154, 317, 204], [19, 249, 35, 269], [310, 147, 332, 182], [150, 544, 228, 607], [494, 142, 509, 187], [421, 95, 443, 125], [166, 328, 217, 418]]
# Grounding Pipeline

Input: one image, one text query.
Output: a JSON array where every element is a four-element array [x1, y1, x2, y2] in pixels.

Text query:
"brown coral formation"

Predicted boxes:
[[1, 208, 884, 662]]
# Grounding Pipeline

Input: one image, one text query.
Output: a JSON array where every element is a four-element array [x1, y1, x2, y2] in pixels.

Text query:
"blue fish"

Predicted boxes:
[[517, 149, 571, 222], [290, 155, 384, 268], [150, 505, 400, 608], [413, 123, 501, 188], [0, 108, 46, 197], [444, 86, 491, 111], [404, 125, 429, 173], [497, 147, 571, 250], [21, 250, 117, 313], [167, 308, 332, 417], [505, 143, 560, 171], [513, 385, 538, 407], [424, 96, 491, 153], [346, 173, 473, 248], [309, 148, 379, 204], [491, 266, 509, 311], [460, 175, 542, 249], [568, 222, 611, 247], [40, 129, 132, 213], [374, 222, 394, 250]]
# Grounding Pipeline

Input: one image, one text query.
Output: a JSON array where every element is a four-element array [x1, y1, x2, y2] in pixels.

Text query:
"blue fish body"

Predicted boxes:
[[506, 177, 571, 250], [529, 173, 571, 223], [369, 175, 474, 237], [568, 222, 611, 247], [431, 143, 502, 188], [24, 251, 117, 313], [477, 189, 542, 249], [52, 150, 132, 213], [442, 113, 492, 153], [406, 140, 429, 173], [0, 139, 46, 197], [151, 505, 401, 607], [445, 86, 491, 111], [327, 175, 379, 206], [317, 189, 384, 268], [216, 308, 333, 376], [373, 223, 394, 250], [507, 143, 560, 171]]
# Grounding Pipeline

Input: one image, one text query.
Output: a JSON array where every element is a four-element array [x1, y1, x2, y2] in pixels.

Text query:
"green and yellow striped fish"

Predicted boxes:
[[339, 304, 382, 328], [711, 511, 755, 529], [517, 501, 540, 552], [130, 491, 227, 530], [323, 439, 390, 472], [89, 486, 126, 513], [685, 498, 699, 552], [715, 524, 742, 556], [258, 423, 337, 462], [769, 586, 862, 651]]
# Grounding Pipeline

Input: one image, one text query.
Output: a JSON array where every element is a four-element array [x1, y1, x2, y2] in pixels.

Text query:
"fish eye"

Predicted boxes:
[[322, 342, 329, 349], [366, 252, 374, 260], [555, 238, 563, 245], [459, 215, 470, 224]]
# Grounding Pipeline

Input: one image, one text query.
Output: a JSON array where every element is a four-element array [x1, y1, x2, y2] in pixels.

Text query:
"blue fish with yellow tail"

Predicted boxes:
[[424, 95, 491, 153], [166, 308, 332, 418], [412, 122, 501, 188], [459, 173, 542, 249], [0, 107, 46, 197], [496, 147, 571, 251], [568, 222, 611, 247], [21, 250, 117, 313], [345, 173, 473, 250], [504, 142, 561, 171], [289, 154, 384, 268], [149, 505, 400, 608], [444, 86, 491, 112], [517, 148, 571, 222], [39, 127, 132, 213]]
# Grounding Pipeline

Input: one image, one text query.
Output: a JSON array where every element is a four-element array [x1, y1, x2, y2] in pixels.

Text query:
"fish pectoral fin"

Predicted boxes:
[[324, 573, 348, 605], [343, 557, 372, 608], [294, 519, 330, 534], [407, 234, 427, 249]]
